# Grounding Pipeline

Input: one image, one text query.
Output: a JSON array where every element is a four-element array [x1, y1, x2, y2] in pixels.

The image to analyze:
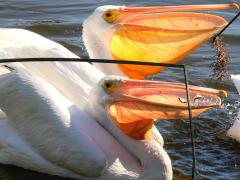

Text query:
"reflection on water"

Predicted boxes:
[[1, 0, 240, 179]]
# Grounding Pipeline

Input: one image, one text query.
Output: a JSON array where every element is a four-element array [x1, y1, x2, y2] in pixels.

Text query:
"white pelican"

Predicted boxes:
[[227, 75, 240, 142], [0, 67, 225, 179], [1, 4, 237, 80], [83, 4, 238, 79]]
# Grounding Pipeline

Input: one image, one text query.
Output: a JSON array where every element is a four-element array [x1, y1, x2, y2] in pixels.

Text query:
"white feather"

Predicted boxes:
[[227, 75, 240, 142], [0, 28, 105, 108], [82, 6, 125, 77], [0, 6, 171, 178], [0, 69, 145, 179]]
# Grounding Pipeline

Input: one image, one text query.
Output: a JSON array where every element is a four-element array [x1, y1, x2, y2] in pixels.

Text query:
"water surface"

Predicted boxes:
[[0, 0, 240, 179]]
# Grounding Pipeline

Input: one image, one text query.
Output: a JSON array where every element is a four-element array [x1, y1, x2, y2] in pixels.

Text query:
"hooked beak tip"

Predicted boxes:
[[220, 90, 228, 97], [230, 3, 240, 9]]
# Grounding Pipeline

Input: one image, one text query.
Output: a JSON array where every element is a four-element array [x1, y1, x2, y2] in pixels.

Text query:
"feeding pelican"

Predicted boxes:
[[83, 4, 238, 79], [0, 67, 225, 179], [0, 4, 238, 80]]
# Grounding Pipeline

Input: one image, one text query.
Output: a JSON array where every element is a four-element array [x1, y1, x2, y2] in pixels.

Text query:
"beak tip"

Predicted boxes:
[[230, 3, 240, 9], [220, 90, 228, 97]]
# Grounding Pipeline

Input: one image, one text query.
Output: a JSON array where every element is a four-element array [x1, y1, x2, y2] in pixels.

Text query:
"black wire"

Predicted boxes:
[[213, 10, 240, 42], [184, 65, 196, 180], [0, 58, 184, 68]]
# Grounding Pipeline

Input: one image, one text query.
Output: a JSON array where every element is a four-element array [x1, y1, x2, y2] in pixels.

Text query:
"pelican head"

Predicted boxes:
[[89, 75, 226, 141], [87, 75, 226, 179], [83, 4, 238, 79]]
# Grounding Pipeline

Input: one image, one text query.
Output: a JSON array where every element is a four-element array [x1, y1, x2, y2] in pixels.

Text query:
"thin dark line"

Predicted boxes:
[[184, 65, 196, 180], [213, 10, 240, 41], [0, 58, 185, 68]]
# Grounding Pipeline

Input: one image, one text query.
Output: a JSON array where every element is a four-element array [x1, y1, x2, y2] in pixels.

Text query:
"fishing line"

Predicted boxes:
[[213, 9, 240, 41], [184, 65, 196, 180], [0, 58, 184, 68]]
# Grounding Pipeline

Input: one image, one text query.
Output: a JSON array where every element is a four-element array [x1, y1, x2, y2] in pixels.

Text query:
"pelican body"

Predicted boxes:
[[0, 68, 224, 179]]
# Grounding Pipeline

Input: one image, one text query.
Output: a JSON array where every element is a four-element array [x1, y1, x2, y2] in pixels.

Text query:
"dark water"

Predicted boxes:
[[0, 0, 240, 179]]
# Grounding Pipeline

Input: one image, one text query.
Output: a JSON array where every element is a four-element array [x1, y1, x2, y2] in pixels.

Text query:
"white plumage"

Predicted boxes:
[[0, 28, 104, 107], [0, 13, 170, 180], [0, 4, 229, 179], [227, 75, 240, 142], [0, 68, 172, 180], [82, 5, 125, 76]]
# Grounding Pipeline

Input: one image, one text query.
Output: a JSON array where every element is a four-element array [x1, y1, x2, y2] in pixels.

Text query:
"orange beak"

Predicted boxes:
[[107, 79, 226, 140], [122, 3, 238, 13], [108, 3, 239, 79]]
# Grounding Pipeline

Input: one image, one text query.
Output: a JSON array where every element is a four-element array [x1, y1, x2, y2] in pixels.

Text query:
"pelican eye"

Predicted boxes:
[[102, 9, 121, 24], [103, 80, 115, 93], [106, 12, 112, 18]]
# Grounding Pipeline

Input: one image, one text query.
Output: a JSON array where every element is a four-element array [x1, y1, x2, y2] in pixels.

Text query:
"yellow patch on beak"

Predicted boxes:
[[109, 103, 154, 140]]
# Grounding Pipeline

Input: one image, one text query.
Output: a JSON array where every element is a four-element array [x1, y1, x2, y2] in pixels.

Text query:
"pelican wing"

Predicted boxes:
[[0, 28, 105, 107], [0, 116, 86, 179], [0, 69, 107, 177]]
